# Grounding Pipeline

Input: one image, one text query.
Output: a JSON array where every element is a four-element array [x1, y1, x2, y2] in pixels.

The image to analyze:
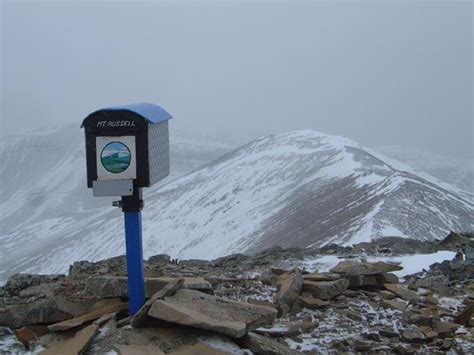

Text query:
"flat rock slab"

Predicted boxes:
[[255, 317, 315, 337], [384, 284, 420, 302], [131, 278, 184, 328], [39, 324, 99, 355], [303, 273, 341, 282], [237, 332, 298, 355], [382, 298, 408, 312], [112, 344, 166, 355], [148, 289, 277, 338], [298, 293, 330, 309], [330, 261, 402, 276], [48, 302, 127, 331], [84, 277, 211, 298], [302, 278, 349, 300]]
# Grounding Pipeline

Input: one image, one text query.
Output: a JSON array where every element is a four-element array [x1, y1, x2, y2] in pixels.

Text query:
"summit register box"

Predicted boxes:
[[81, 103, 172, 197]]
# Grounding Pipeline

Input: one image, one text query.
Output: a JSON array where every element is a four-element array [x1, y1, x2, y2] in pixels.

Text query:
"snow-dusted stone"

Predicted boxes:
[[302, 278, 349, 300], [237, 332, 298, 355], [273, 269, 303, 316], [148, 289, 277, 338], [330, 261, 402, 276], [384, 284, 420, 302]]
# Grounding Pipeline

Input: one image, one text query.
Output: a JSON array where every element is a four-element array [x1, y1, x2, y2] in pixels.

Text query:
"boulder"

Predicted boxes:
[[330, 261, 402, 276], [237, 332, 298, 355], [376, 273, 399, 284], [273, 269, 303, 316], [302, 278, 349, 300], [433, 321, 458, 338], [148, 289, 277, 338]]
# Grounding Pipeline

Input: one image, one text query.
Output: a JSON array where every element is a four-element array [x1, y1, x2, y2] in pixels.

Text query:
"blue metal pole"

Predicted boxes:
[[124, 211, 146, 315]]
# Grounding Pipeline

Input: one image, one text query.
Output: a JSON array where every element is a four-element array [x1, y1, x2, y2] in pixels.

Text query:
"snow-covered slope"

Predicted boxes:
[[1, 130, 473, 282], [374, 145, 474, 193]]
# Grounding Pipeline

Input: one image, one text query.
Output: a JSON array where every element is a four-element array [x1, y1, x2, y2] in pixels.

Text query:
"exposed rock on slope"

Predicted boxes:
[[2, 131, 473, 283]]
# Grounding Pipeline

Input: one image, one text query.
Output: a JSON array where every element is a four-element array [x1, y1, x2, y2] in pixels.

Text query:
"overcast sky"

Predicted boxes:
[[1, 0, 472, 157]]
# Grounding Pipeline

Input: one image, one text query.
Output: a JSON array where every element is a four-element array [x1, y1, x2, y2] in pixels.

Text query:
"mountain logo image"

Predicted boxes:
[[100, 141, 132, 173]]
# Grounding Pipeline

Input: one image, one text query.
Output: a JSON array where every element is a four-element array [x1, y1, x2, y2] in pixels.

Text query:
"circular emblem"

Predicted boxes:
[[100, 142, 131, 174]]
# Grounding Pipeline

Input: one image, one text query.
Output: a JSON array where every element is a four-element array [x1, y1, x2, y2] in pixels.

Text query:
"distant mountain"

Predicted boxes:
[[374, 145, 474, 193], [1, 129, 472, 283]]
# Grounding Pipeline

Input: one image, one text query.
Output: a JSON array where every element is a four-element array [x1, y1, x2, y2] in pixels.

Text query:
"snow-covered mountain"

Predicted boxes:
[[1, 129, 473, 283], [375, 145, 474, 193]]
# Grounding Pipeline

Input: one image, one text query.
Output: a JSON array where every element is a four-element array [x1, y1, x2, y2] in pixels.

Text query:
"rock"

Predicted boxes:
[[379, 290, 396, 300], [1, 297, 83, 329], [418, 325, 438, 339], [83, 276, 128, 298], [347, 275, 378, 289], [377, 273, 399, 284], [83, 277, 211, 298], [48, 302, 127, 331], [384, 284, 420, 302], [237, 332, 298, 355], [401, 327, 426, 343], [302, 278, 349, 300], [3, 274, 65, 297], [131, 278, 184, 328], [433, 321, 458, 338], [453, 303, 474, 326], [39, 324, 99, 355], [303, 273, 341, 282], [14, 325, 49, 349], [148, 289, 277, 338], [255, 317, 315, 337], [382, 298, 408, 312], [171, 343, 231, 355], [378, 328, 399, 338], [273, 269, 303, 316], [112, 344, 166, 355], [330, 261, 402, 276], [403, 307, 433, 326], [298, 293, 330, 309], [19, 283, 66, 298]]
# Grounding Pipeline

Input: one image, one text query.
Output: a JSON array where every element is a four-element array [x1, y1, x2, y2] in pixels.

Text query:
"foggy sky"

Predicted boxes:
[[1, 1, 473, 158]]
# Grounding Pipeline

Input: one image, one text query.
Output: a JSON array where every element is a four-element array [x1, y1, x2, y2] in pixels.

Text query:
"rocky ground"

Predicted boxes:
[[0, 232, 473, 354]]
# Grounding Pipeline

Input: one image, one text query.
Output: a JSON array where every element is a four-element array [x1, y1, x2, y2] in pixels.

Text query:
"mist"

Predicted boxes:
[[1, 0, 472, 158]]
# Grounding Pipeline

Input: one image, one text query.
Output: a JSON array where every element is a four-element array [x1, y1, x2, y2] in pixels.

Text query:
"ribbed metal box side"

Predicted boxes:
[[147, 121, 170, 186]]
